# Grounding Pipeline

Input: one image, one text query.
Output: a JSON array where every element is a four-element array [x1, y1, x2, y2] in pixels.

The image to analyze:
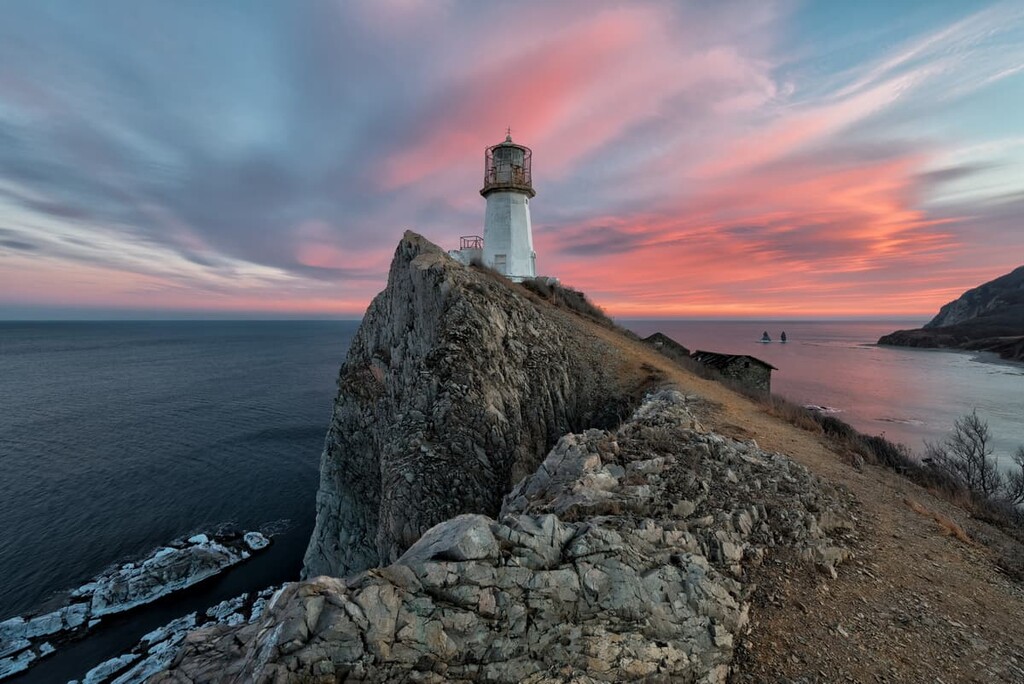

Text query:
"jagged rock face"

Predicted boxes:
[[303, 232, 643, 579], [925, 264, 1024, 328], [151, 391, 855, 683]]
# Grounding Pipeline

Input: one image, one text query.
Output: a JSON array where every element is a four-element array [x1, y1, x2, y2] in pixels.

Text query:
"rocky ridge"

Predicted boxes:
[[303, 232, 649, 579], [925, 265, 1024, 328], [879, 264, 1024, 361], [152, 390, 856, 682], [70, 586, 279, 684]]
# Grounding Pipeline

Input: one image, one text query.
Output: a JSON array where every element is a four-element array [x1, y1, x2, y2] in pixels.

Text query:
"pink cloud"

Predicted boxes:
[[375, 4, 777, 192], [536, 148, 990, 317]]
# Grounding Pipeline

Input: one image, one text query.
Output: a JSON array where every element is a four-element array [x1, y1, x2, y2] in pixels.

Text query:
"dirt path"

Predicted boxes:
[[581, 320, 1024, 682]]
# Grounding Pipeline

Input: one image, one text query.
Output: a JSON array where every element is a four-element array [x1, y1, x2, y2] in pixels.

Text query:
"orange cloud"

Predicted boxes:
[[538, 150, 975, 318]]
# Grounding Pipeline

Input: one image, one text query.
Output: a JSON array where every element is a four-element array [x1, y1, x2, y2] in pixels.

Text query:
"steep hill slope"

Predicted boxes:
[[925, 265, 1024, 328]]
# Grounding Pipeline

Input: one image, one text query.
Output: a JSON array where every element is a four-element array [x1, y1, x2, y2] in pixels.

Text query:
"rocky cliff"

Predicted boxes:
[[145, 232, 859, 682], [924, 265, 1024, 328], [152, 391, 854, 683], [879, 265, 1024, 361], [302, 232, 652, 579]]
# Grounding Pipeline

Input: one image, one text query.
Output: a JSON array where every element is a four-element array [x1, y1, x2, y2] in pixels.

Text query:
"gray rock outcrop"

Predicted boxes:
[[303, 232, 648, 578], [152, 391, 855, 683], [924, 264, 1024, 328]]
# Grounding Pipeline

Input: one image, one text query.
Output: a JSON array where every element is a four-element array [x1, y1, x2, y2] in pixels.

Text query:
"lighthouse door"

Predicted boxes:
[[493, 254, 507, 274]]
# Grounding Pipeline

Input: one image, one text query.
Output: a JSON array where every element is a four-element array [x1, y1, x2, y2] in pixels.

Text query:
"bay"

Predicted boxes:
[[622, 320, 1024, 468]]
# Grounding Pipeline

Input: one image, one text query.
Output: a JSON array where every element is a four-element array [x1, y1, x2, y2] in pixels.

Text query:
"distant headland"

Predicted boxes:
[[878, 265, 1024, 362]]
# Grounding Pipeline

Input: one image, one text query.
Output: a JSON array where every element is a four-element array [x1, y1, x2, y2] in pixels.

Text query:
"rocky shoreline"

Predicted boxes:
[[70, 585, 280, 684], [45, 233, 1020, 681], [0, 530, 269, 680], [877, 327, 1024, 362]]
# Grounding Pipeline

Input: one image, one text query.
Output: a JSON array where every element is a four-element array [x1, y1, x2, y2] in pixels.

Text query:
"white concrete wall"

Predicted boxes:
[[483, 191, 535, 281], [447, 247, 482, 266]]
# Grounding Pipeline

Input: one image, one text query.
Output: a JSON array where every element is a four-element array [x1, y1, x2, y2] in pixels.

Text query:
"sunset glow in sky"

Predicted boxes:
[[3, 0, 1024, 318]]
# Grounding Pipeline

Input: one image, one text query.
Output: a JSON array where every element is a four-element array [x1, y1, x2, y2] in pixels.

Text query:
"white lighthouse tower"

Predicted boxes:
[[448, 131, 538, 280], [480, 131, 536, 280]]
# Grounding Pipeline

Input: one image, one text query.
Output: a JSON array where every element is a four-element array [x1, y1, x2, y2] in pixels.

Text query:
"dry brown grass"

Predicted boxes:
[[904, 497, 974, 545], [760, 395, 825, 434]]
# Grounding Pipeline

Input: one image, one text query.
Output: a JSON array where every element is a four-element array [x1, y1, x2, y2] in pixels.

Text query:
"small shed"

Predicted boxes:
[[690, 350, 777, 394], [643, 332, 691, 365]]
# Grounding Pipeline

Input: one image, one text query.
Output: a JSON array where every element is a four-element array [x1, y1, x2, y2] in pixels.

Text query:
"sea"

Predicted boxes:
[[623, 320, 1024, 466], [1, 319, 1022, 682]]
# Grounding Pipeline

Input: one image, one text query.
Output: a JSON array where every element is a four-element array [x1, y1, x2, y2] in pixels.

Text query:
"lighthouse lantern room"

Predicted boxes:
[[449, 131, 537, 281]]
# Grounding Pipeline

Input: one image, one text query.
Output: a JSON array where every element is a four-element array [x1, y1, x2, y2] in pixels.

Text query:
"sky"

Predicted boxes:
[[2, 0, 1024, 319]]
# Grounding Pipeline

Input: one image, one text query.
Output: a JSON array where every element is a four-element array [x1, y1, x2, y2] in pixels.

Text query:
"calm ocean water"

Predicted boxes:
[[0, 321, 357, 683], [623, 320, 1024, 467], [1, 319, 1021, 681]]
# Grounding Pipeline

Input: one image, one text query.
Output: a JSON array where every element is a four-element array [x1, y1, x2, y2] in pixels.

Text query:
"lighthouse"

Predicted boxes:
[[481, 131, 536, 280], [449, 131, 537, 281]]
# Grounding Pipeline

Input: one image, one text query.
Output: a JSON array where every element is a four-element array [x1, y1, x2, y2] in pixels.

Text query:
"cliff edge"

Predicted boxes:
[[149, 234, 1024, 682], [151, 233, 860, 682], [302, 232, 651, 578], [879, 265, 1024, 361]]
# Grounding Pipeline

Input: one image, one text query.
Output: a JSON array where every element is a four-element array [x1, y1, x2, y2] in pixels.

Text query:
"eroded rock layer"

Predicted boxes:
[[302, 232, 645, 578], [153, 391, 855, 683]]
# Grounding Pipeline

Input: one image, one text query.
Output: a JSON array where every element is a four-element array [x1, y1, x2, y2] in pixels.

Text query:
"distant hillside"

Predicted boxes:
[[879, 265, 1024, 361]]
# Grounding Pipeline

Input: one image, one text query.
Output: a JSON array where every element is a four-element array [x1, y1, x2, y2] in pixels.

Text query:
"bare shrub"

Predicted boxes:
[[1006, 447, 1024, 506], [924, 410, 1018, 501]]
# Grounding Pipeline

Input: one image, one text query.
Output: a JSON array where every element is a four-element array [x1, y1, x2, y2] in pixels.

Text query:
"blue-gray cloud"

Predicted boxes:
[[2, 0, 1024, 316]]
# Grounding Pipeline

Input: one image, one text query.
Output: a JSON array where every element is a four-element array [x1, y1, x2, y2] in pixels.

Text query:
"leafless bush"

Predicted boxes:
[[1005, 447, 1024, 505], [924, 410, 1024, 503]]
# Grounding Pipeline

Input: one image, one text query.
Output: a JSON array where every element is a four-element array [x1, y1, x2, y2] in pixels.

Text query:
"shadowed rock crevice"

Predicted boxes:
[[302, 232, 652, 579]]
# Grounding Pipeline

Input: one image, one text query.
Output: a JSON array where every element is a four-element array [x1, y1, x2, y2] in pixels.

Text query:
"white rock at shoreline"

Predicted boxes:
[[0, 603, 89, 661], [81, 653, 139, 684], [89, 539, 245, 617], [0, 649, 36, 678], [0, 637, 30, 660], [243, 531, 269, 551], [66, 583, 282, 684], [141, 613, 196, 646], [3, 529, 272, 683]]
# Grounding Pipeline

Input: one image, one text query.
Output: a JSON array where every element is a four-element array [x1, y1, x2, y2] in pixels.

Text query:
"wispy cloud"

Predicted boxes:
[[1, 1, 1023, 316]]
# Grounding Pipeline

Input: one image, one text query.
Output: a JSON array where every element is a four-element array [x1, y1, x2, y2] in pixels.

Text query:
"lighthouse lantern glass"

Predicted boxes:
[[483, 144, 532, 192]]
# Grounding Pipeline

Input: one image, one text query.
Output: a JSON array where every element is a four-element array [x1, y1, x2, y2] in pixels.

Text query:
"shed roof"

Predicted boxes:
[[690, 350, 778, 371], [643, 332, 691, 357]]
